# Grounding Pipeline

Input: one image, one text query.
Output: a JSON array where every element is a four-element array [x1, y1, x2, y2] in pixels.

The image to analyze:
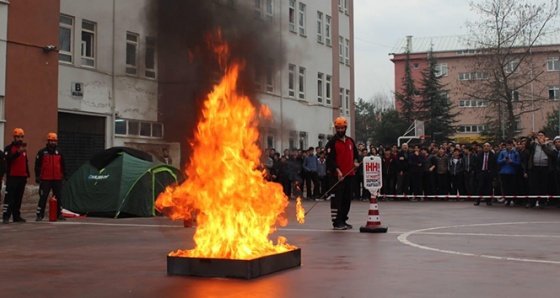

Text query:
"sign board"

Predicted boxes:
[[71, 82, 83, 98], [363, 156, 382, 193]]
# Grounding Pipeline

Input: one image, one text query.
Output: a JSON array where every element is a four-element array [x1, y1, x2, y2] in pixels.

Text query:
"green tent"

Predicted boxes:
[[63, 147, 184, 217]]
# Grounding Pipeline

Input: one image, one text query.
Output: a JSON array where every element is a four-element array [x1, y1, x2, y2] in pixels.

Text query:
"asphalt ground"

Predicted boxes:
[[1, 200, 560, 298]]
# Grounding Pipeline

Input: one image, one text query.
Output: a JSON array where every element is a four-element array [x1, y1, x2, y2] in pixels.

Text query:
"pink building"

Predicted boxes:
[[391, 35, 560, 143]]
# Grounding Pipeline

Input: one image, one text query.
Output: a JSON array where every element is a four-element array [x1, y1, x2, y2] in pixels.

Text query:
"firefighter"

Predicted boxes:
[[35, 132, 67, 221], [2, 128, 30, 224]]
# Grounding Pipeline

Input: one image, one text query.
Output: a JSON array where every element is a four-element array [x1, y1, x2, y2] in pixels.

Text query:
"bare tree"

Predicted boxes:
[[460, 0, 559, 140]]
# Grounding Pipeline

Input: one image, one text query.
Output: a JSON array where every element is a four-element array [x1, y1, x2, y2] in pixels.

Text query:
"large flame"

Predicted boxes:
[[156, 34, 297, 260]]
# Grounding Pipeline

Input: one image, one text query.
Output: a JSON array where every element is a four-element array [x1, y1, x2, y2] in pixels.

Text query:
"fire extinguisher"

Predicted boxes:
[[49, 197, 58, 222]]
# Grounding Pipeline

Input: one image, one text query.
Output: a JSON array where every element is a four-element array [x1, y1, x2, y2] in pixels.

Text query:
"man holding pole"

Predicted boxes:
[[325, 117, 360, 230]]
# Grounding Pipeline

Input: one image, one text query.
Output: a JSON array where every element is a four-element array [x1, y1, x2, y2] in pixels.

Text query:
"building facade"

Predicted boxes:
[[2, 0, 354, 180], [391, 35, 560, 144]]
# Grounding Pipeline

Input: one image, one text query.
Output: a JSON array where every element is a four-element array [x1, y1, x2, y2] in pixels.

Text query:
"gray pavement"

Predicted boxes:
[[1, 200, 560, 298]]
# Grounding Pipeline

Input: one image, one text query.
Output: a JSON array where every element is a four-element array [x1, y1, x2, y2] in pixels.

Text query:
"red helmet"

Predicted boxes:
[[13, 128, 25, 136], [334, 117, 347, 128], [47, 132, 58, 141]]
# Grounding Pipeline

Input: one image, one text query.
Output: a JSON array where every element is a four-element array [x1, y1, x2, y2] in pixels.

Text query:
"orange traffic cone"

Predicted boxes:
[[359, 193, 388, 233]]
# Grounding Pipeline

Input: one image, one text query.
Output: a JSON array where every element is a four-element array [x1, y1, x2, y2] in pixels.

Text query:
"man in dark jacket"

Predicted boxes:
[[525, 131, 556, 208], [2, 128, 30, 223], [474, 142, 497, 206], [34, 133, 67, 221]]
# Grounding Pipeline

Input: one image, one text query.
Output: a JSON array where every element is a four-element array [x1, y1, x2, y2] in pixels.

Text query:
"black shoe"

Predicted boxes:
[[57, 216, 66, 221], [486, 202, 492, 206], [13, 217, 26, 223], [35, 215, 43, 222], [333, 223, 348, 230], [474, 202, 480, 206], [344, 222, 353, 229], [2, 218, 9, 224]]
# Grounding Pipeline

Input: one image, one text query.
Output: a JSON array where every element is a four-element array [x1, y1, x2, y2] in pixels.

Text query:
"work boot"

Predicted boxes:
[[13, 217, 27, 223], [35, 215, 43, 222]]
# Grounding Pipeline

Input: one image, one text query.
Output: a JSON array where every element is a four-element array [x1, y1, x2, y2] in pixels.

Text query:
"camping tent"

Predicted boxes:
[[63, 147, 184, 217]]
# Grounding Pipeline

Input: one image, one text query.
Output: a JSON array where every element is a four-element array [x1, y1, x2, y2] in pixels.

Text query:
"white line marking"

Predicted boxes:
[[397, 221, 560, 265]]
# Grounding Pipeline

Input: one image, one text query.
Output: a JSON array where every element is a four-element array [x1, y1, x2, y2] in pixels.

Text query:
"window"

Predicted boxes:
[[514, 117, 522, 131], [326, 75, 332, 105], [145, 37, 156, 78], [288, 64, 295, 97], [325, 15, 331, 46], [298, 2, 306, 36], [345, 89, 350, 115], [457, 125, 485, 133], [506, 59, 519, 73], [458, 99, 487, 108], [254, 0, 262, 19], [339, 88, 344, 111], [254, 67, 262, 90], [413, 63, 419, 69], [265, 0, 273, 22], [317, 73, 324, 103], [288, 0, 296, 32], [549, 86, 559, 100], [344, 38, 350, 65], [265, 58, 273, 92], [317, 12, 323, 43], [547, 57, 559, 71], [298, 66, 305, 100], [338, 0, 343, 11], [81, 20, 96, 67], [435, 63, 448, 77], [115, 119, 164, 138], [289, 130, 297, 149], [299, 131, 308, 150], [512, 89, 520, 101], [126, 32, 138, 75], [343, 0, 348, 14], [456, 49, 480, 55], [458, 72, 488, 81], [339, 36, 344, 63], [59, 15, 73, 63]]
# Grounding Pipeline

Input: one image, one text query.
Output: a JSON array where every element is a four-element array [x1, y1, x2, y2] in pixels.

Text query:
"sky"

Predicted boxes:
[[353, 0, 473, 102]]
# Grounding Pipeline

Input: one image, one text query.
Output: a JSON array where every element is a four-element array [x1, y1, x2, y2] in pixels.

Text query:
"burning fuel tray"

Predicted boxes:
[[167, 248, 301, 279]]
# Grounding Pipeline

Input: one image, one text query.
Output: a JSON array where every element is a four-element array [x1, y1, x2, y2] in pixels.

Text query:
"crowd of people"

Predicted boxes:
[[263, 129, 560, 210]]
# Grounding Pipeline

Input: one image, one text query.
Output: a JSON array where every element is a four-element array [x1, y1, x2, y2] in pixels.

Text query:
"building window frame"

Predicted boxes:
[[288, 0, 296, 33], [326, 75, 332, 105], [145, 37, 157, 79], [435, 63, 448, 77], [288, 64, 296, 97], [325, 15, 331, 46], [81, 20, 96, 68], [549, 86, 559, 100], [298, 2, 306, 36], [125, 32, 138, 76], [547, 57, 560, 71], [59, 15, 74, 64], [317, 72, 324, 103], [298, 66, 306, 100], [344, 38, 350, 65], [338, 36, 344, 63], [317, 11, 323, 43], [115, 119, 164, 138]]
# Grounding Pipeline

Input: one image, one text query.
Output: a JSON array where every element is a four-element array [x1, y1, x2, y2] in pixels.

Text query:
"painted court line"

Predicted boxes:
[[397, 221, 560, 265]]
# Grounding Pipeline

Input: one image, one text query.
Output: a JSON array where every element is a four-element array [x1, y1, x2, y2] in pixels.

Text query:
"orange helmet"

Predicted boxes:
[[334, 117, 347, 128], [13, 128, 25, 136], [47, 132, 58, 141]]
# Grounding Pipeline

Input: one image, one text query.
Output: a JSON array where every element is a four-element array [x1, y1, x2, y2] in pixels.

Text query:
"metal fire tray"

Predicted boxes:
[[167, 248, 301, 279]]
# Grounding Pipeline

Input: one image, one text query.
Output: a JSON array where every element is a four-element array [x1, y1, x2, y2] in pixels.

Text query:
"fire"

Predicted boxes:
[[295, 197, 305, 224], [156, 33, 296, 260]]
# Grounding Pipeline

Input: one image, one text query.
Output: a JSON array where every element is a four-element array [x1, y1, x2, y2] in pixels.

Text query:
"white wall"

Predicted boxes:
[[59, 0, 159, 145]]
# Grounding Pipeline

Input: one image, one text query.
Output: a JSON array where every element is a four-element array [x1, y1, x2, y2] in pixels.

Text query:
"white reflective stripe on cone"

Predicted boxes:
[[369, 204, 379, 210], [368, 216, 380, 221]]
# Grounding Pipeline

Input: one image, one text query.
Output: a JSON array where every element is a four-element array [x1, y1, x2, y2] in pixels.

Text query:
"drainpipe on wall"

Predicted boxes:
[[278, 0, 284, 151]]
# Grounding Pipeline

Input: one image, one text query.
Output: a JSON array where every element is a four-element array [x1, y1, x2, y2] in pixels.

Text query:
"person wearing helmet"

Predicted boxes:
[[2, 128, 30, 223], [325, 117, 360, 230], [34, 132, 67, 221]]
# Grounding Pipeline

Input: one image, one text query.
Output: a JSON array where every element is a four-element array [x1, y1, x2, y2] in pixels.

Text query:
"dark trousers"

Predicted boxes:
[[280, 176, 291, 198], [436, 173, 449, 195], [3, 176, 27, 220], [500, 174, 517, 204], [464, 172, 476, 195], [330, 175, 355, 225], [450, 173, 465, 195], [318, 175, 329, 198], [37, 180, 63, 217], [475, 171, 492, 204], [305, 171, 319, 198], [381, 174, 395, 195], [410, 171, 424, 196], [354, 174, 363, 199], [528, 166, 550, 206], [423, 171, 436, 195], [396, 171, 410, 195]]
